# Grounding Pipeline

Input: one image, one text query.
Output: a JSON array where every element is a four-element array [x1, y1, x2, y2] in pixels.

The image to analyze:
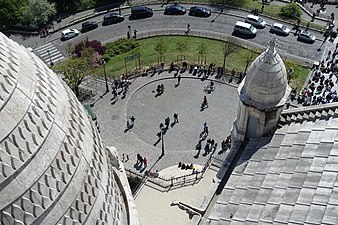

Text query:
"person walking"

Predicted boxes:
[[173, 113, 179, 123], [202, 95, 208, 109], [134, 29, 137, 38], [165, 117, 170, 128], [143, 157, 148, 167], [136, 153, 141, 164]]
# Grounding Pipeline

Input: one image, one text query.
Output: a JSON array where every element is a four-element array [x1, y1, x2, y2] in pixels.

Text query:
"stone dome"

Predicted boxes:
[[0, 33, 138, 225], [239, 39, 290, 110]]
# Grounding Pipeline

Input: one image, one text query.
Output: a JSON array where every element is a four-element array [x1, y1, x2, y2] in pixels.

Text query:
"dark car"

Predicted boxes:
[[103, 12, 124, 25], [164, 4, 186, 15], [130, 6, 153, 19], [189, 6, 211, 17], [81, 21, 98, 32]]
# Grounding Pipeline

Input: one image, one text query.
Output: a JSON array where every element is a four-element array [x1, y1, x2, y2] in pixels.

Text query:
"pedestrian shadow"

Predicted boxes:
[[194, 150, 201, 159], [154, 137, 161, 146]]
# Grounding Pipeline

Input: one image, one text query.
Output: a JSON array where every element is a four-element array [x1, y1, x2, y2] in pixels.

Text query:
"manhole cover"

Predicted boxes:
[[111, 115, 119, 120]]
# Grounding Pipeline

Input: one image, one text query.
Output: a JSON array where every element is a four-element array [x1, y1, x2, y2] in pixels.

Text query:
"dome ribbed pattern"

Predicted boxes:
[[239, 41, 289, 110], [0, 33, 130, 225]]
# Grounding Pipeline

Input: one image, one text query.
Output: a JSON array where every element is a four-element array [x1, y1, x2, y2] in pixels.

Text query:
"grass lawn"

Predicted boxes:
[[93, 36, 309, 91]]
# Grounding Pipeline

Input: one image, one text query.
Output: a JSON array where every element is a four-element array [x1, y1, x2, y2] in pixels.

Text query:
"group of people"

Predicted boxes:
[[297, 43, 338, 106], [111, 75, 131, 101], [178, 162, 194, 170], [136, 154, 148, 168], [157, 113, 179, 137]]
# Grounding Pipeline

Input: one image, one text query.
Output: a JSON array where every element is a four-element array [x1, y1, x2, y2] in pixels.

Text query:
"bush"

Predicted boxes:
[[104, 38, 139, 58], [74, 39, 105, 57], [280, 3, 302, 19]]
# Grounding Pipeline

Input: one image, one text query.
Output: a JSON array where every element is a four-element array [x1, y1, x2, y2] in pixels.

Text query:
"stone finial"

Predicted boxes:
[[263, 37, 277, 63]]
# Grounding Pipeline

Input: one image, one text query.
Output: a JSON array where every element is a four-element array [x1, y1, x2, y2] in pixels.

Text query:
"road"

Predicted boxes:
[[31, 5, 327, 65]]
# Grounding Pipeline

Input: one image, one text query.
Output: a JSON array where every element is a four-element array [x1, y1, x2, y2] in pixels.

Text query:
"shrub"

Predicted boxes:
[[280, 3, 302, 19], [74, 39, 105, 57], [104, 38, 139, 58]]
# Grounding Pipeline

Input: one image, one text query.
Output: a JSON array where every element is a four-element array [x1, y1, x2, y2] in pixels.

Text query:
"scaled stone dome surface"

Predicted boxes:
[[239, 40, 289, 110], [0, 33, 134, 224]]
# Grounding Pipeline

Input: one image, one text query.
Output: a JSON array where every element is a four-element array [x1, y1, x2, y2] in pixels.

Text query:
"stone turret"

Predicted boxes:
[[232, 38, 291, 141]]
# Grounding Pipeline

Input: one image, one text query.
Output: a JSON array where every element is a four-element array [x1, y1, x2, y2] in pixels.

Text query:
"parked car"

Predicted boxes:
[[233, 21, 257, 37], [164, 4, 186, 15], [61, 29, 79, 40], [189, 6, 211, 17], [130, 6, 153, 19], [270, 23, 290, 36], [81, 21, 98, 32], [245, 14, 266, 28], [298, 30, 316, 43], [103, 13, 124, 25]]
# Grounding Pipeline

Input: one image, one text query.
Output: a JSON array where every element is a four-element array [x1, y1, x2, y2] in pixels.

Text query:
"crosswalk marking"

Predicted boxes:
[[34, 43, 65, 65]]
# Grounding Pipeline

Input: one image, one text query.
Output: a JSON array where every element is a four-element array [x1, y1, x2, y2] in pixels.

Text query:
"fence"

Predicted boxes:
[[125, 155, 213, 193]]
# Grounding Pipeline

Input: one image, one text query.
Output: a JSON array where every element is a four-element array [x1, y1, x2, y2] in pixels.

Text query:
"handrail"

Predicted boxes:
[[125, 155, 213, 191]]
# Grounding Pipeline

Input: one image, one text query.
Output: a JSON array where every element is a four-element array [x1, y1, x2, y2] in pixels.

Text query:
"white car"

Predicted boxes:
[[245, 14, 266, 28], [298, 30, 316, 43], [270, 23, 290, 36], [61, 29, 79, 40]]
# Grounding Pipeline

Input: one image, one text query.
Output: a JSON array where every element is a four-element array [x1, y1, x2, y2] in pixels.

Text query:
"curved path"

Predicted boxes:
[[93, 70, 239, 173]]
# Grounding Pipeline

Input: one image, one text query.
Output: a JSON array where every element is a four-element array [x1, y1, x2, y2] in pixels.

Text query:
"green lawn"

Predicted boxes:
[[94, 36, 309, 91]]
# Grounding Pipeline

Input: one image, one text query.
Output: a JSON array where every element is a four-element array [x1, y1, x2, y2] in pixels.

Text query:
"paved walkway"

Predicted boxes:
[[92, 70, 237, 175], [135, 168, 217, 225]]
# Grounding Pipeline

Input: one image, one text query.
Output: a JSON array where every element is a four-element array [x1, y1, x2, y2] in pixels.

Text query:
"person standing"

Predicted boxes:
[[134, 29, 137, 38], [173, 113, 179, 123], [143, 157, 148, 167], [165, 117, 170, 128]]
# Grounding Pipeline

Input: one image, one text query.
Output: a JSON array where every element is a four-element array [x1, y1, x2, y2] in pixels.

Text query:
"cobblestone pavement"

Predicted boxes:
[[92, 70, 239, 174]]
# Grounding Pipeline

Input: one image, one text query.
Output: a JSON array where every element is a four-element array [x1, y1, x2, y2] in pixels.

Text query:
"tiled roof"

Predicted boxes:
[[207, 103, 338, 224]]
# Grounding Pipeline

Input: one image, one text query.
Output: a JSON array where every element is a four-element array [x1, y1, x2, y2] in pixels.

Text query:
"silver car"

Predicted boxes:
[[270, 23, 290, 36], [298, 30, 316, 43]]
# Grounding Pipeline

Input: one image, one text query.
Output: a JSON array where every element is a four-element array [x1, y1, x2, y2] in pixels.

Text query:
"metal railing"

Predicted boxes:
[[125, 155, 213, 192]]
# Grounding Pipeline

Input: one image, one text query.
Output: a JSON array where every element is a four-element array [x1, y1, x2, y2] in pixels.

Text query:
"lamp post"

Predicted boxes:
[[102, 59, 109, 93], [161, 130, 165, 157], [47, 50, 53, 66]]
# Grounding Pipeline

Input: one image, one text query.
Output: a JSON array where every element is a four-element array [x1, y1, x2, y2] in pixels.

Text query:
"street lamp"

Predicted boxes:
[[161, 130, 165, 157], [47, 50, 53, 66], [101, 59, 109, 93]]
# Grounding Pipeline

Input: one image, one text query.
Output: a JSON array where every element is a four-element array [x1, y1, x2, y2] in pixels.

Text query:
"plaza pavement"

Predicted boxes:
[[92, 70, 239, 174]]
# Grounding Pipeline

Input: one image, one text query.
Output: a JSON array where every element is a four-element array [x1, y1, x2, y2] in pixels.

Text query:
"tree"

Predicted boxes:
[[154, 38, 167, 63], [56, 47, 95, 97], [280, 3, 302, 19], [243, 49, 257, 73], [197, 42, 208, 64], [22, 0, 56, 27], [60, 56, 91, 97], [222, 39, 238, 70], [176, 39, 187, 62], [0, 0, 27, 29]]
